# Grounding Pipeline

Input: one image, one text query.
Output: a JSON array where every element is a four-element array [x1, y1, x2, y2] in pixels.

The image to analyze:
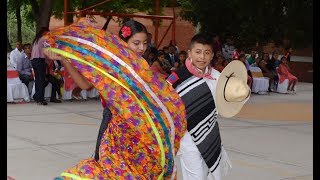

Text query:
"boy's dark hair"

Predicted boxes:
[[189, 33, 213, 50], [119, 20, 148, 42], [23, 43, 32, 49]]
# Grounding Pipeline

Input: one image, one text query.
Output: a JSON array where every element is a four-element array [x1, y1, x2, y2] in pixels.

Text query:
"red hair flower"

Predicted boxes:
[[121, 26, 132, 38]]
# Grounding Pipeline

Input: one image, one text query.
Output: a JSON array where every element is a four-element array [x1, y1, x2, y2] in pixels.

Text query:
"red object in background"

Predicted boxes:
[[7, 70, 19, 78], [233, 50, 239, 60], [62, 69, 76, 91]]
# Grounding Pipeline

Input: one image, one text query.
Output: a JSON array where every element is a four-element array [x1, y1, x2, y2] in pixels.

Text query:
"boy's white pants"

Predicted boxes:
[[176, 131, 230, 180]]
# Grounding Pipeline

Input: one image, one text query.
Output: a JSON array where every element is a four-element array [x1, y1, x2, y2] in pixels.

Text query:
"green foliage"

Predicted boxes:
[[7, 4, 36, 45], [178, 0, 313, 50], [7, 0, 173, 46]]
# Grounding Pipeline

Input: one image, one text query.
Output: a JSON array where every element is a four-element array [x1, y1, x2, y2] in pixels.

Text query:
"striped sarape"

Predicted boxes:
[[171, 65, 231, 178]]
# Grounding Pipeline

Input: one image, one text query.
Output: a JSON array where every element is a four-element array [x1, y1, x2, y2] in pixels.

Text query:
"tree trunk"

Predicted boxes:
[[102, 16, 112, 30], [37, 0, 54, 32], [66, 0, 74, 24], [7, 35, 12, 52], [15, 0, 22, 42], [29, 0, 40, 31]]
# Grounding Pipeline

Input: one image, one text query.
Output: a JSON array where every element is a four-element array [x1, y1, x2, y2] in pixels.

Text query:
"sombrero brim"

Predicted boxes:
[[215, 60, 249, 118]]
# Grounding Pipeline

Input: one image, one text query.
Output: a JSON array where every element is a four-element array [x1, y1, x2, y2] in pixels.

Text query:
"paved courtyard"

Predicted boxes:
[[7, 82, 313, 180]]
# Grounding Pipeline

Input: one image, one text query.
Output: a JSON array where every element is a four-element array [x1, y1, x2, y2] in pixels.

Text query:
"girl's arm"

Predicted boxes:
[[43, 49, 93, 90]]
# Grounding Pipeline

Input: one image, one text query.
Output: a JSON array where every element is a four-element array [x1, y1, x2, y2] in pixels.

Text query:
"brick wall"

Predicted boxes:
[[49, 8, 196, 52]]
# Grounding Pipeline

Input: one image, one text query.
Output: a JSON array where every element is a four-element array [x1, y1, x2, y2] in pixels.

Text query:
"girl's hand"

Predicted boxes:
[[43, 48, 65, 61]]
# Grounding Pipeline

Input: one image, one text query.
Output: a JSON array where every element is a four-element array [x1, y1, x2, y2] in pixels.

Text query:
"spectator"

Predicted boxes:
[[212, 34, 222, 54], [147, 32, 156, 48], [165, 45, 179, 67], [163, 46, 169, 55], [31, 27, 50, 105], [177, 50, 187, 68], [222, 36, 235, 60], [214, 49, 223, 59], [284, 46, 293, 63], [246, 49, 257, 65], [169, 40, 180, 55], [212, 56, 225, 72], [17, 43, 33, 89], [144, 46, 158, 66], [270, 50, 281, 68], [10, 41, 25, 69], [266, 51, 280, 89], [238, 54, 253, 88], [258, 53, 277, 92], [45, 60, 63, 103], [278, 56, 298, 94], [150, 51, 170, 78]]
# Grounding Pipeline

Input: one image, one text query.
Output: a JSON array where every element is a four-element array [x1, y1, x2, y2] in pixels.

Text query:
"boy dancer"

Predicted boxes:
[[167, 34, 250, 179]]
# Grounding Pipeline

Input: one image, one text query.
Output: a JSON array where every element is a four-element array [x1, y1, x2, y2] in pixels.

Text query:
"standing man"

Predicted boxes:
[[9, 41, 25, 69], [165, 45, 179, 67]]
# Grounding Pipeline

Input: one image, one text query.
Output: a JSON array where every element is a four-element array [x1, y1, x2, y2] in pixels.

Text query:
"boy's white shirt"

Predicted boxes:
[[177, 67, 221, 155]]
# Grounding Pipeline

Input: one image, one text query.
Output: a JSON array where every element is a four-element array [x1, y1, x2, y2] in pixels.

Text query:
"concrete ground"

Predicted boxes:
[[7, 82, 313, 180]]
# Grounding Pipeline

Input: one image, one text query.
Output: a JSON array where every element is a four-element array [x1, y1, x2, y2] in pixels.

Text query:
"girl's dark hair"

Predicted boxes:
[[32, 27, 49, 45], [119, 20, 148, 42]]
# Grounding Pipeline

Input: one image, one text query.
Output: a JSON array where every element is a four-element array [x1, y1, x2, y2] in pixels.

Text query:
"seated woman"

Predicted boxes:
[[278, 56, 298, 94], [238, 54, 253, 88], [150, 51, 170, 78], [258, 53, 278, 92]]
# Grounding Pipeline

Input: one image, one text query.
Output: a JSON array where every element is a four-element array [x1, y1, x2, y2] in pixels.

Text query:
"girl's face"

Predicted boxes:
[[127, 32, 148, 56]]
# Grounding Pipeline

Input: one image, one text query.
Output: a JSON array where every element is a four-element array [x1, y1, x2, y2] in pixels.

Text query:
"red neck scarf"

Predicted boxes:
[[185, 57, 214, 80]]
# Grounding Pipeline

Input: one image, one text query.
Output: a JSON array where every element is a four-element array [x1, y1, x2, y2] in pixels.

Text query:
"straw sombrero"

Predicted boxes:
[[216, 60, 251, 118]]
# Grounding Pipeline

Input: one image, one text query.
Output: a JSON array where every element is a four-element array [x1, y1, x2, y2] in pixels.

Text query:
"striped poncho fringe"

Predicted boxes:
[[172, 66, 231, 178]]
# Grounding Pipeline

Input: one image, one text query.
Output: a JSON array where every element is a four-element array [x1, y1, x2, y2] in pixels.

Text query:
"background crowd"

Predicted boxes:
[[7, 25, 298, 105]]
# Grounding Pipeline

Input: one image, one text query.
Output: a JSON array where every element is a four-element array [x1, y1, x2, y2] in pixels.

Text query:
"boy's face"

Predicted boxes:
[[188, 43, 213, 71]]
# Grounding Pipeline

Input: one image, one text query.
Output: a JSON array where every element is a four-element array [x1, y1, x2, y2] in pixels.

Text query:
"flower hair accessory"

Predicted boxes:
[[121, 26, 132, 38]]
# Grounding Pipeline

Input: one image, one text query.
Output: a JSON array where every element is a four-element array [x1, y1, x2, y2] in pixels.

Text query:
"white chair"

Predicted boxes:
[[276, 73, 296, 94], [87, 88, 100, 98], [31, 82, 53, 99], [61, 88, 87, 100], [7, 67, 30, 102], [249, 66, 269, 94]]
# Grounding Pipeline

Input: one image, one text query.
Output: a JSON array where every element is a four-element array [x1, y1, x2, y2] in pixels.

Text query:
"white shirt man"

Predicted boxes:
[[9, 41, 24, 69]]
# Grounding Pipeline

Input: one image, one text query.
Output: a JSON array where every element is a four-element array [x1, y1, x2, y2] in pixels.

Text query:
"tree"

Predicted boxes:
[[178, 0, 312, 50], [7, 0, 174, 45]]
